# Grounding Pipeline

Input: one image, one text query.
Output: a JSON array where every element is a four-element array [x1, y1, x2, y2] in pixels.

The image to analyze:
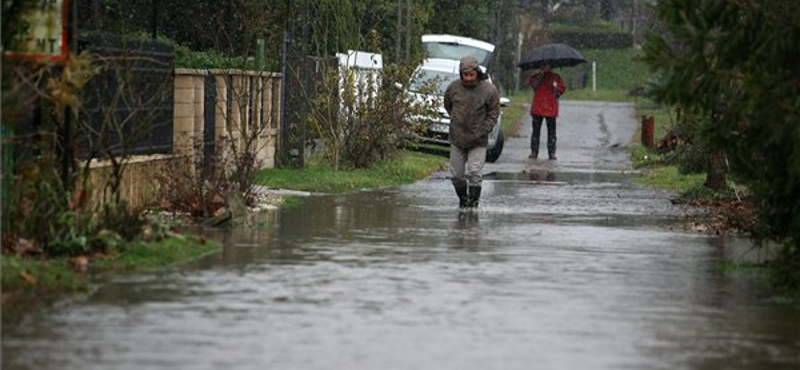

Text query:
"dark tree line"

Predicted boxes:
[[64, 0, 642, 94]]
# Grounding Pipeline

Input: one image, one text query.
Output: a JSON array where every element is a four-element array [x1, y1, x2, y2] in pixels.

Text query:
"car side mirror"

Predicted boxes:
[[499, 97, 510, 107]]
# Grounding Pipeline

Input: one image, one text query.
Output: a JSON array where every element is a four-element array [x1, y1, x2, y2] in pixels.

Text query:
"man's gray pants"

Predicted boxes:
[[449, 145, 486, 186]]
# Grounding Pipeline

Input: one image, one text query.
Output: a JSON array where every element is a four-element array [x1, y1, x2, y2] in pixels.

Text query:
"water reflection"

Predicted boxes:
[[522, 168, 556, 182], [448, 211, 480, 249]]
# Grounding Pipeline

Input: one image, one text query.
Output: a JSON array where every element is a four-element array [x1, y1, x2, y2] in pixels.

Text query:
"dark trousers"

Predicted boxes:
[[531, 115, 557, 157]]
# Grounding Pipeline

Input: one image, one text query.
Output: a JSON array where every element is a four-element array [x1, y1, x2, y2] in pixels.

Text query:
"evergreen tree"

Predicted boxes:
[[642, 0, 800, 261]]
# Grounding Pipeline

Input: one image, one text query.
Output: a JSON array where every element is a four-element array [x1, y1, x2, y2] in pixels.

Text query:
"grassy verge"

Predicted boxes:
[[2, 255, 89, 323], [564, 88, 635, 102], [92, 235, 220, 271], [2, 235, 220, 324], [502, 90, 533, 136], [257, 150, 447, 193], [559, 48, 651, 93], [632, 166, 704, 191]]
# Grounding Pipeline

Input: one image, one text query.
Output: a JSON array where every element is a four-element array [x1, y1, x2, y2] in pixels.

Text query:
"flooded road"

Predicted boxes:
[[4, 101, 799, 369]]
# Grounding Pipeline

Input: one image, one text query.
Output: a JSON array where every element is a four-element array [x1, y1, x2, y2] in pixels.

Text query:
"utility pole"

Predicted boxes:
[[515, 32, 522, 93], [62, 0, 78, 190], [631, 0, 638, 47], [405, 0, 411, 61], [279, 0, 291, 167], [396, 0, 401, 62], [150, 0, 158, 39]]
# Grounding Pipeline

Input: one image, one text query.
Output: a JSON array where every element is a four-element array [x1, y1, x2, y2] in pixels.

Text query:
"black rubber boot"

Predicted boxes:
[[530, 118, 542, 159], [454, 181, 469, 208], [547, 118, 557, 160], [467, 185, 482, 208]]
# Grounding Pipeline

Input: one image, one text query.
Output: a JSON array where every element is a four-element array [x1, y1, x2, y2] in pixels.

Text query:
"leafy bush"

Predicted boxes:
[[121, 30, 266, 71], [171, 43, 255, 70], [304, 61, 437, 170]]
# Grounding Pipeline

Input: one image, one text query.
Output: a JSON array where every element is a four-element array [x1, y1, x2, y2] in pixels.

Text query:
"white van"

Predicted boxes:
[[422, 34, 495, 69]]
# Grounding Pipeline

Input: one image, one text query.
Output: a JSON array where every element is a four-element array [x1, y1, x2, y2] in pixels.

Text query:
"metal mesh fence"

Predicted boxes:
[[77, 32, 175, 157]]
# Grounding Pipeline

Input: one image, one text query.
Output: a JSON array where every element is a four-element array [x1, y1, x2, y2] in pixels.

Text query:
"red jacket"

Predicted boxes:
[[527, 71, 566, 117]]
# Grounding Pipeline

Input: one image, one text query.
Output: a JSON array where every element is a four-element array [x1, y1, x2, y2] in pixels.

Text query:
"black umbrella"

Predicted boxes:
[[517, 43, 586, 70]]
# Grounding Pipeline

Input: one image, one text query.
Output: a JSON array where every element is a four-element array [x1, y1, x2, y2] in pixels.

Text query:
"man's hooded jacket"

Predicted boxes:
[[444, 56, 501, 149]]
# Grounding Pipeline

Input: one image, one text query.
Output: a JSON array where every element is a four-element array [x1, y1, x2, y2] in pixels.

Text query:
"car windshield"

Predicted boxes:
[[423, 43, 493, 67], [408, 70, 459, 95]]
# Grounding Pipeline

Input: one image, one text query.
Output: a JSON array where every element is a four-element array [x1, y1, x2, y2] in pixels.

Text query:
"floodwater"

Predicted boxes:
[[3, 101, 799, 370]]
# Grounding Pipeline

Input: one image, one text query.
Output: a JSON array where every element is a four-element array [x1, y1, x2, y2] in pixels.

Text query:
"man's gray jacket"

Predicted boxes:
[[443, 78, 500, 150]]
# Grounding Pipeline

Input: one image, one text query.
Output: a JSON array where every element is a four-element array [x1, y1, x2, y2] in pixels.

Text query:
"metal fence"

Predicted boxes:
[[77, 32, 174, 157]]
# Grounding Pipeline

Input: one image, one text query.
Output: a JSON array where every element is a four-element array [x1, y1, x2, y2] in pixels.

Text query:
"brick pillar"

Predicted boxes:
[[261, 75, 276, 168], [193, 75, 205, 163], [173, 71, 197, 157]]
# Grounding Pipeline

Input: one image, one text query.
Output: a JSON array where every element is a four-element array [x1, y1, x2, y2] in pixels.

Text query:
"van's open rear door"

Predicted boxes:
[[421, 34, 495, 69]]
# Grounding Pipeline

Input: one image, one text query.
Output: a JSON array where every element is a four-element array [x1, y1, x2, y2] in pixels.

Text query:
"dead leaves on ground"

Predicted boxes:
[[680, 199, 757, 236]]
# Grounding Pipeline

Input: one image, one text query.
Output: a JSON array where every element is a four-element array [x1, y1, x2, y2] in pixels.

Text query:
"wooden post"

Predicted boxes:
[[641, 115, 654, 148]]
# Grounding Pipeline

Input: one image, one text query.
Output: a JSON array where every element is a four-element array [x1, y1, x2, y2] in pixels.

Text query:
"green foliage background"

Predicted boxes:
[[642, 0, 800, 263]]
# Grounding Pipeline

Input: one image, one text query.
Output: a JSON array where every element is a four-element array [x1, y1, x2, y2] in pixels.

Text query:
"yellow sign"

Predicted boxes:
[[4, 0, 68, 61]]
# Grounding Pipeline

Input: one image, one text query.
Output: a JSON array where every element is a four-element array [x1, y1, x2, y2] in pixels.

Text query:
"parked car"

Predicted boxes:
[[400, 34, 508, 162]]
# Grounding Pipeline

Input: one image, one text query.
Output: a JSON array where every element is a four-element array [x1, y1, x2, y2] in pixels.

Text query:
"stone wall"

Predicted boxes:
[[175, 68, 282, 170], [86, 69, 282, 209]]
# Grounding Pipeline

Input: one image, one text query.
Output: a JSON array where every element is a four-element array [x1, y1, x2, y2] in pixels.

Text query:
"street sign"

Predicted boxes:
[[3, 0, 70, 62]]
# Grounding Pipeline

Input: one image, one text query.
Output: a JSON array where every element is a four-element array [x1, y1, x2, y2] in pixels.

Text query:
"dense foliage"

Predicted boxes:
[[73, 0, 645, 94], [641, 0, 800, 262]]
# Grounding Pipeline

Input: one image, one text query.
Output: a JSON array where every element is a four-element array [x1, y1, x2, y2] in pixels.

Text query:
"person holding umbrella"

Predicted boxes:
[[518, 43, 585, 160], [526, 60, 566, 160]]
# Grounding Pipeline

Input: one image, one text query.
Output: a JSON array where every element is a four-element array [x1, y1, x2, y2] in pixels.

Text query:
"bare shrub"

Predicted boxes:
[[305, 61, 437, 170]]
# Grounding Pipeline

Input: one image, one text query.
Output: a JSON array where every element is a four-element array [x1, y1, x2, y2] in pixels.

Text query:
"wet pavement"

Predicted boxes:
[[4, 101, 800, 370]]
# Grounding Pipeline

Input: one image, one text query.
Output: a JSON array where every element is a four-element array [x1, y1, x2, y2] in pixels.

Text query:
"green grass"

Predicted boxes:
[[257, 150, 447, 193], [1, 255, 88, 294], [1, 255, 89, 323], [502, 90, 533, 136], [2, 235, 221, 324], [93, 236, 220, 271], [633, 166, 705, 192], [570, 48, 650, 91], [564, 89, 635, 102]]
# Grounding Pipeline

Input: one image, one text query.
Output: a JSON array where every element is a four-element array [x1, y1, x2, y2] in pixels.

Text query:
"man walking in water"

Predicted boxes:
[[444, 56, 500, 208]]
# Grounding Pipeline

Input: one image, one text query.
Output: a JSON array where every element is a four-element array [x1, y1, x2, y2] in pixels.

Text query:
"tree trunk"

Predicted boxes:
[[704, 149, 727, 192], [600, 0, 615, 21]]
